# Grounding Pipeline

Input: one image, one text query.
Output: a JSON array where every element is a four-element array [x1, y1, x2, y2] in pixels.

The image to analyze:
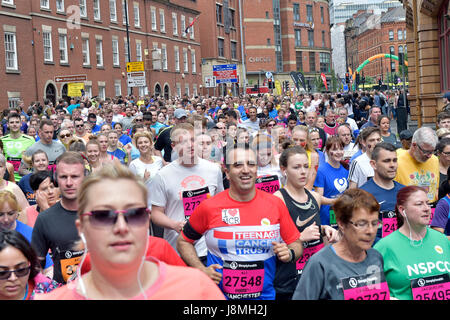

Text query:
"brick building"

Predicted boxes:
[[400, 0, 450, 125], [0, 0, 201, 109], [344, 6, 407, 84], [242, 0, 333, 93]]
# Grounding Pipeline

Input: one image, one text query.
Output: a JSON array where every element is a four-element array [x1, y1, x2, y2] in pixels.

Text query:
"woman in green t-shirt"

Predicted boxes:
[[374, 186, 450, 300]]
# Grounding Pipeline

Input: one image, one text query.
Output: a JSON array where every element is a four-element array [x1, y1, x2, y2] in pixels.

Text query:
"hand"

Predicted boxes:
[[300, 222, 321, 242], [201, 264, 223, 284], [143, 169, 150, 181], [35, 190, 50, 211], [272, 241, 291, 263], [172, 220, 186, 233], [323, 225, 340, 243]]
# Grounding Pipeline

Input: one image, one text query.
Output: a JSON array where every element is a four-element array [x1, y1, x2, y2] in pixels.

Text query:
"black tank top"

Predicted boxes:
[[274, 188, 324, 296]]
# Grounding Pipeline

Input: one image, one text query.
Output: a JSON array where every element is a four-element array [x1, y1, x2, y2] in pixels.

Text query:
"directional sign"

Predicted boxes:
[[127, 71, 146, 87], [213, 64, 238, 83], [126, 61, 145, 73], [204, 76, 217, 88], [54, 74, 87, 83]]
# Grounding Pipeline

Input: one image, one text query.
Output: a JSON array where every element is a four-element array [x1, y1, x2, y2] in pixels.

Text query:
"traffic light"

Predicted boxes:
[[345, 73, 350, 84], [268, 78, 274, 89], [285, 81, 290, 91], [355, 72, 360, 85]]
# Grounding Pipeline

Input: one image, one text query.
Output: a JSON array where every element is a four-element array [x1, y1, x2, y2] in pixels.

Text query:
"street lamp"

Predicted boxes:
[[124, 0, 132, 97]]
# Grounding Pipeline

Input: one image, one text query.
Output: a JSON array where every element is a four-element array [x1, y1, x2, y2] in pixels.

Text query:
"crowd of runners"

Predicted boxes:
[[0, 89, 449, 300]]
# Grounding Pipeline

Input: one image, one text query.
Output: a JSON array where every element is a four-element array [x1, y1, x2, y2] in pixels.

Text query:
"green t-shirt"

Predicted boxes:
[[374, 229, 450, 300], [0, 134, 35, 181]]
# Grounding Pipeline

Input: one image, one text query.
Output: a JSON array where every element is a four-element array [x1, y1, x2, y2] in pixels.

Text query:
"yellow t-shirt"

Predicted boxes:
[[394, 150, 439, 202]]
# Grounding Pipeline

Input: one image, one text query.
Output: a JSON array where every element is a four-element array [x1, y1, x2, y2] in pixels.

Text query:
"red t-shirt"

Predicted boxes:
[[36, 258, 225, 300]]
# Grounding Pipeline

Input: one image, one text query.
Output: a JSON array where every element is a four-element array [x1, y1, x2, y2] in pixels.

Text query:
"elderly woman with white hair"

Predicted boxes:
[[395, 126, 440, 206]]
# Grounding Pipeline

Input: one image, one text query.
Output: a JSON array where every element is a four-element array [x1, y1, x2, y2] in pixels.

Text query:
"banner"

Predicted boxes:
[[290, 71, 306, 91], [67, 83, 85, 97], [320, 73, 328, 91]]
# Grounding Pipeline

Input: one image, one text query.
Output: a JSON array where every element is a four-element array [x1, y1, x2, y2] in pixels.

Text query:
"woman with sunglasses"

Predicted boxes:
[[0, 229, 60, 300], [58, 129, 73, 150], [374, 186, 450, 300], [0, 190, 54, 277], [36, 163, 224, 300], [293, 188, 387, 300]]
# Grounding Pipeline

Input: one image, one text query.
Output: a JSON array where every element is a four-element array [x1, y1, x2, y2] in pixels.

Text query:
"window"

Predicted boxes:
[[84, 85, 92, 98], [151, 7, 157, 31], [93, 0, 101, 20], [2, 0, 14, 5], [112, 38, 119, 66], [136, 41, 142, 62], [229, 9, 235, 27], [306, 5, 313, 22], [185, 83, 189, 96], [133, 2, 140, 27], [321, 7, 324, 24], [56, 0, 64, 12], [174, 46, 180, 72], [181, 15, 186, 37], [124, 39, 129, 63], [309, 52, 316, 72], [114, 81, 121, 97], [398, 45, 404, 55], [295, 29, 301, 47], [161, 44, 167, 70], [216, 4, 223, 24], [183, 48, 188, 73], [231, 41, 237, 60], [109, 0, 117, 22], [390, 46, 395, 55], [391, 61, 396, 72], [293, 3, 300, 21], [319, 52, 330, 73], [43, 31, 53, 62], [172, 13, 178, 35], [322, 31, 326, 47], [188, 17, 195, 39], [59, 34, 68, 63], [191, 49, 196, 73], [308, 30, 314, 47], [98, 86, 105, 99], [96, 39, 103, 67], [159, 9, 165, 33], [296, 51, 303, 71], [122, 0, 128, 25], [4, 32, 17, 70], [218, 38, 224, 57], [267, 38, 271, 46], [40, 0, 49, 9], [82, 38, 90, 65], [8, 98, 20, 109], [176, 83, 181, 97], [398, 29, 403, 40], [79, 0, 87, 18], [389, 30, 394, 41]]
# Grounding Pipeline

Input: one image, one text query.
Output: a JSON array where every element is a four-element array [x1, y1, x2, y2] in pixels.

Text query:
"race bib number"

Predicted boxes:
[[411, 274, 450, 300], [296, 239, 324, 274], [6, 157, 21, 172], [222, 261, 264, 299], [255, 175, 280, 194], [381, 211, 397, 238], [48, 162, 57, 172], [59, 249, 84, 283], [182, 187, 209, 219], [329, 209, 337, 228], [342, 272, 390, 300]]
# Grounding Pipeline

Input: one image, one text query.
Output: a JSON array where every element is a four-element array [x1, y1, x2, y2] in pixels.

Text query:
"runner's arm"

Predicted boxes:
[[151, 205, 185, 232]]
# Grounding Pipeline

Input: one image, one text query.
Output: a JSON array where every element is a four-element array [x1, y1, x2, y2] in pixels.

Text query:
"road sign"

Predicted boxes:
[[54, 74, 87, 83], [126, 61, 145, 73], [213, 64, 238, 83], [127, 71, 146, 87], [204, 76, 217, 88], [265, 71, 273, 79]]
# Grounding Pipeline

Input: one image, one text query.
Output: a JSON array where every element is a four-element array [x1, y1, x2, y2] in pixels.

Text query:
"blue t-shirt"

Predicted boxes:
[[16, 221, 53, 269], [119, 134, 132, 146], [314, 162, 349, 226], [107, 148, 127, 164], [360, 179, 405, 243], [18, 173, 36, 206]]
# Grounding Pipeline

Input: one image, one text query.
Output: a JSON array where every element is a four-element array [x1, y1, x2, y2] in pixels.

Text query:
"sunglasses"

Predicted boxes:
[[135, 119, 143, 122], [0, 266, 31, 280], [75, 124, 85, 128], [80, 207, 149, 228], [60, 134, 72, 139]]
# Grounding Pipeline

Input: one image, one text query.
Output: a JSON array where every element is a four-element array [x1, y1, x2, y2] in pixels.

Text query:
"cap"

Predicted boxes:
[[174, 108, 187, 119], [399, 129, 413, 140], [444, 92, 450, 100]]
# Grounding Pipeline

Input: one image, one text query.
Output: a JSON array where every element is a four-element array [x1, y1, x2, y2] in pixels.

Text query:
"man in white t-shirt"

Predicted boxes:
[[348, 127, 381, 188], [150, 123, 224, 262]]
